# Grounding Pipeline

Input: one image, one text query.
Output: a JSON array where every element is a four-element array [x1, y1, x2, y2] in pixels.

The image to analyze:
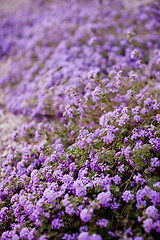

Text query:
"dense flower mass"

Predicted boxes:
[[0, 0, 160, 239]]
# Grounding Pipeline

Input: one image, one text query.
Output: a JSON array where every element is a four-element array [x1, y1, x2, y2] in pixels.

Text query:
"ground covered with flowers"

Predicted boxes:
[[0, 0, 160, 239]]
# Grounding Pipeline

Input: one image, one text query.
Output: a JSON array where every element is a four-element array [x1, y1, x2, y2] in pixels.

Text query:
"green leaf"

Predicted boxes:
[[110, 185, 120, 193]]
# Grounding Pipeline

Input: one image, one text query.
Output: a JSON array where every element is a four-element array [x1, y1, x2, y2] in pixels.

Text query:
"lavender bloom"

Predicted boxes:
[[146, 206, 158, 219], [113, 175, 121, 185], [153, 182, 160, 188], [43, 189, 57, 204], [78, 232, 91, 240], [156, 114, 160, 122], [132, 106, 140, 115], [122, 190, 134, 203], [80, 226, 88, 232], [20, 227, 30, 239], [143, 218, 153, 233], [133, 173, 146, 185], [65, 204, 75, 215], [80, 209, 92, 222], [12, 234, 20, 240], [125, 89, 132, 100], [39, 235, 47, 240], [62, 233, 78, 240], [1, 232, 10, 240], [130, 49, 140, 60], [125, 228, 133, 235], [92, 86, 102, 103], [134, 237, 143, 240], [73, 180, 87, 198], [150, 157, 159, 167], [28, 228, 36, 240], [19, 195, 27, 206], [91, 234, 102, 240], [0, 0, 160, 239], [153, 220, 160, 233], [88, 68, 100, 79], [96, 218, 108, 227], [149, 138, 160, 151], [51, 218, 63, 229], [97, 191, 112, 207], [0, 207, 8, 222], [118, 164, 124, 173], [108, 231, 115, 237]]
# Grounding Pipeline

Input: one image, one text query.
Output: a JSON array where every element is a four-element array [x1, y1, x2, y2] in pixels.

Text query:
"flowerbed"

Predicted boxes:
[[0, 0, 160, 239]]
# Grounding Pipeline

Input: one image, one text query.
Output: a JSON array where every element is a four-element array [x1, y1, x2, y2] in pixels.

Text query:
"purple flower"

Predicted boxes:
[[96, 218, 108, 227], [12, 234, 20, 240], [39, 235, 47, 240], [0, 207, 8, 221], [125, 228, 133, 235], [113, 175, 121, 185], [87, 68, 100, 79], [51, 218, 63, 229], [129, 72, 138, 81], [149, 138, 160, 151], [92, 86, 102, 103], [73, 180, 87, 198], [153, 220, 160, 233], [110, 200, 120, 210], [150, 157, 159, 167], [91, 234, 102, 240], [133, 173, 146, 185], [80, 209, 92, 222], [118, 164, 124, 173], [80, 226, 88, 232], [97, 191, 112, 207], [125, 89, 132, 100], [65, 204, 75, 215], [20, 227, 30, 239], [156, 114, 160, 122], [134, 140, 143, 150], [134, 237, 143, 240], [153, 182, 160, 188], [62, 233, 78, 240], [143, 218, 153, 233], [146, 206, 158, 219], [1, 231, 10, 240], [69, 163, 76, 172], [78, 232, 91, 240], [108, 231, 115, 237], [122, 190, 134, 203], [130, 49, 139, 60], [43, 189, 57, 204]]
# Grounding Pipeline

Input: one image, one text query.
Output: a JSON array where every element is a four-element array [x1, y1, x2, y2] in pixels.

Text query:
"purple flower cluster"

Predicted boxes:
[[0, 0, 160, 239], [122, 190, 134, 203]]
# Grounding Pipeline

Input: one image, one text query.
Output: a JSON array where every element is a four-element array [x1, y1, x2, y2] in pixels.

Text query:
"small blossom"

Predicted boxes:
[[134, 237, 143, 240], [78, 232, 91, 240], [153, 220, 160, 233], [20, 228, 30, 239], [91, 234, 102, 240], [51, 218, 63, 229], [97, 191, 112, 207], [150, 157, 159, 167], [80, 209, 92, 222], [96, 218, 108, 228], [12, 234, 20, 240], [130, 49, 139, 60], [65, 204, 75, 215], [113, 175, 121, 185], [146, 206, 158, 219], [143, 218, 153, 233], [122, 190, 134, 203], [39, 235, 47, 240]]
